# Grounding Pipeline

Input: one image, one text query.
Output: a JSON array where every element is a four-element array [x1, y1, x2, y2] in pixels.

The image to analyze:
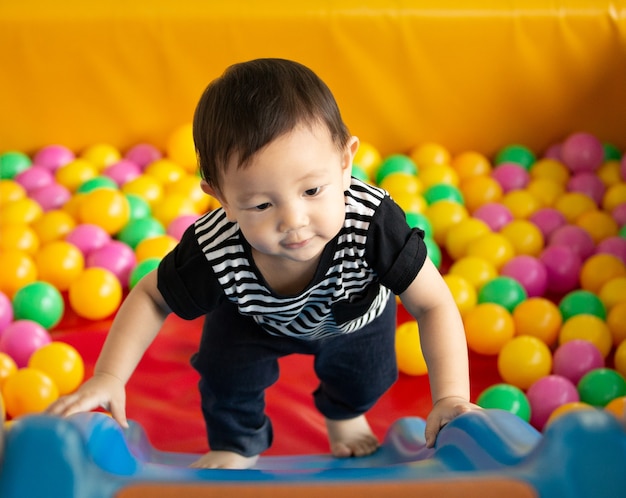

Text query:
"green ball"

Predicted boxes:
[[423, 184, 464, 205], [603, 143, 622, 161], [76, 176, 118, 193], [117, 217, 165, 249], [12, 281, 65, 330], [476, 383, 531, 422], [405, 212, 433, 239], [424, 236, 441, 269], [477, 276, 527, 313], [494, 144, 536, 170], [351, 164, 369, 183], [129, 258, 161, 289], [125, 193, 152, 221], [619, 224, 626, 239], [0, 151, 32, 180], [578, 368, 626, 407], [559, 290, 606, 321], [375, 154, 418, 185]]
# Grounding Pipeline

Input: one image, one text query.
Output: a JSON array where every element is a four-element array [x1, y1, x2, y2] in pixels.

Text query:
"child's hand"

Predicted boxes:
[[424, 396, 481, 448], [45, 372, 129, 428]]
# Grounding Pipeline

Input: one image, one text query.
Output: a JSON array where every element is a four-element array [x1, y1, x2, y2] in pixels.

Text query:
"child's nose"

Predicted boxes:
[[279, 205, 308, 233]]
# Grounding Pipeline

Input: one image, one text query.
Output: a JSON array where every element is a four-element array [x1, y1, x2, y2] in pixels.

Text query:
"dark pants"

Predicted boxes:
[[191, 296, 398, 457]]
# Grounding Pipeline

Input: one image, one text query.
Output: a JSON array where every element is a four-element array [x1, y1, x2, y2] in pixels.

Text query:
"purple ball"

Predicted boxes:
[[29, 182, 72, 211], [33, 145, 75, 172], [560, 132, 604, 173], [529, 208, 567, 239], [548, 225, 595, 261], [103, 159, 142, 186], [167, 214, 199, 241], [14, 166, 54, 193], [491, 163, 530, 192], [124, 143, 162, 169], [500, 255, 548, 297], [613, 203, 626, 228], [595, 236, 626, 265], [473, 202, 514, 231], [86, 240, 137, 288], [553, 339, 604, 385], [65, 224, 111, 256], [0, 291, 13, 334], [0, 319, 52, 367], [566, 172, 606, 206], [539, 245, 582, 295], [527, 375, 580, 430]]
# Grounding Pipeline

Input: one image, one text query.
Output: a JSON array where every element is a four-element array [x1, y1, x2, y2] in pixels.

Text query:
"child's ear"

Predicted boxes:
[[342, 136, 360, 188], [200, 180, 235, 221]]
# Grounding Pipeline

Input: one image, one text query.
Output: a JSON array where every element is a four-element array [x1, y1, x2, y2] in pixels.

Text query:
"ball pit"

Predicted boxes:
[[527, 375, 580, 430], [552, 340, 604, 385], [497, 335, 552, 390]]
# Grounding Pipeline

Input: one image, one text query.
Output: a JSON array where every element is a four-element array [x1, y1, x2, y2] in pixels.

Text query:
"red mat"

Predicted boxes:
[[52, 303, 499, 456]]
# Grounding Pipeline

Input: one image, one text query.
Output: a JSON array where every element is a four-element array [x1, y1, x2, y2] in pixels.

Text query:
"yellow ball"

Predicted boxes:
[[466, 232, 515, 270], [410, 142, 451, 169], [607, 301, 626, 346], [2, 367, 59, 418], [602, 183, 626, 212], [68, 267, 122, 320], [497, 335, 553, 389], [559, 314, 613, 358], [444, 217, 491, 261], [34, 241, 85, 291], [443, 274, 477, 316], [0, 352, 18, 388], [423, 200, 469, 245], [459, 175, 503, 213], [526, 178, 565, 207], [30, 209, 76, 245], [0, 223, 40, 255], [152, 194, 198, 228], [78, 188, 130, 235], [501, 189, 541, 219], [389, 191, 427, 215], [135, 234, 178, 262], [554, 192, 597, 223], [530, 158, 570, 185], [598, 276, 626, 310], [353, 141, 382, 181], [499, 219, 545, 257], [0, 180, 26, 204], [614, 342, 626, 378], [28, 342, 84, 395], [418, 165, 459, 190], [379, 172, 423, 198], [166, 123, 198, 174], [0, 197, 43, 226], [121, 174, 164, 207], [81, 143, 121, 171], [448, 256, 498, 290], [395, 321, 428, 376], [0, 250, 37, 298], [55, 159, 98, 192], [165, 175, 211, 213], [144, 158, 186, 186], [597, 160, 623, 187]]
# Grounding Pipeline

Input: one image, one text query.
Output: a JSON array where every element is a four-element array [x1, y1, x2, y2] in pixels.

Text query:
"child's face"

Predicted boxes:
[[206, 123, 358, 266]]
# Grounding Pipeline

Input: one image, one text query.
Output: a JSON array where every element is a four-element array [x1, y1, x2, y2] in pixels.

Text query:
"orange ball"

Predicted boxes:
[[31, 209, 77, 245], [497, 335, 552, 390], [451, 151, 491, 180], [460, 175, 503, 213], [28, 342, 84, 395], [614, 341, 626, 378], [512, 297, 562, 347], [604, 395, 626, 420], [0, 250, 38, 298], [0, 223, 40, 255], [579, 253, 626, 294], [463, 303, 515, 355], [554, 192, 597, 223], [395, 321, 428, 376], [546, 402, 595, 427], [2, 367, 59, 418], [607, 302, 626, 346], [68, 267, 122, 320], [34, 241, 84, 291], [410, 142, 451, 169], [575, 210, 619, 244], [0, 352, 17, 388]]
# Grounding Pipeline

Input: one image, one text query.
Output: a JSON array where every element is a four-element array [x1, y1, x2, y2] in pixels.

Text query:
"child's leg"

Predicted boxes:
[[313, 297, 397, 457]]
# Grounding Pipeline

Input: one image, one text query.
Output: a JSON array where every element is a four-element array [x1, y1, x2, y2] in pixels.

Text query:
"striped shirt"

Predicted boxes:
[[158, 178, 427, 340]]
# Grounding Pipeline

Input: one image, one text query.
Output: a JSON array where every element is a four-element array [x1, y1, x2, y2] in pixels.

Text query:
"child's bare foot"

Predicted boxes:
[[325, 415, 379, 458], [190, 450, 259, 469]]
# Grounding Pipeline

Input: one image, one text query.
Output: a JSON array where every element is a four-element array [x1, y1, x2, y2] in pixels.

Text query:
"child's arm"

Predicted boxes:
[[399, 257, 480, 447], [46, 269, 170, 427]]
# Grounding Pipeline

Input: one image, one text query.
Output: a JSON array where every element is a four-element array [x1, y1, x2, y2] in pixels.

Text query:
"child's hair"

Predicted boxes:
[[193, 58, 351, 189]]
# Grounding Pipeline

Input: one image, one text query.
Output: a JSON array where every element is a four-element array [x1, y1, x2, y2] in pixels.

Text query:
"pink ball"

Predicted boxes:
[[29, 182, 71, 211], [621, 153, 626, 181], [553, 339, 604, 385], [86, 240, 137, 288], [566, 172, 606, 206], [65, 224, 112, 257], [539, 245, 582, 295], [473, 202, 514, 231], [33, 145, 75, 172], [167, 214, 199, 240], [612, 203, 626, 228], [491, 163, 530, 192], [0, 291, 13, 334], [14, 166, 54, 193], [548, 225, 595, 261], [560, 132, 604, 173], [500, 255, 548, 297], [595, 236, 626, 265], [543, 143, 562, 161], [527, 375, 580, 430], [529, 208, 567, 239], [103, 159, 142, 186], [124, 143, 162, 169], [0, 319, 52, 367]]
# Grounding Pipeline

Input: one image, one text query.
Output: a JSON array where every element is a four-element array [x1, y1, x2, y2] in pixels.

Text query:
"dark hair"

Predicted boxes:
[[193, 58, 351, 189]]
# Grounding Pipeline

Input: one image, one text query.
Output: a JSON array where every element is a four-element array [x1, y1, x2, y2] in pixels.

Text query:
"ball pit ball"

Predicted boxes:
[[64, 223, 111, 257], [15, 165, 54, 193], [166, 123, 197, 174], [0, 352, 17, 387], [121, 174, 164, 207], [500, 255, 548, 297], [612, 203, 626, 227], [494, 144, 536, 170], [548, 224, 595, 262], [77, 188, 131, 235], [499, 219, 545, 257], [0, 179, 26, 204], [165, 174, 211, 214], [395, 321, 427, 376], [604, 396, 626, 420], [526, 177, 565, 207], [450, 151, 492, 180], [423, 183, 464, 205], [124, 143, 162, 168], [527, 375, 580, 431], [559, 289, 607, 321], [116, 217, 166, 249], [409, 142, 451, 169], [615, 341, 626, 378], [575, 210, 619, 245], [351, 164, 368, 183], [0, 151, 32, 179], [597, 160, 623, 187], [167, 215, 199, 241], [0, 250, 37, 299], [29, 182, 72, 212], [0, 291, 13, 333], [379, 172, 423, 198], [423, 200, 468, 245], [559, 314, 613, 358], [603, 183, 626, 213], [554, 192, 597, 223], [103, 159, 142, 186], [598, 276, 626, 311], [135, 234, 178, 262], [11, 281, 65, 330], [423, 237, 442, 269], [405, 212, 433, 238], [375, 154, 418, 185], [0, 320, 51, 368], [0, 223, 39, 255], [459, 176, 503, 213], [545, 401, 594, 428], [579, 253, 626, 294], [491, 163, 530, 192], [442, 274, 477, 317], [68, 267, 123, 320], [1, 196, 43, 225], [577, 368, 626, 407], [567, 172, 606, 205], [448, 256, 498, 290], [33, 145, 75, 171], [512, 297, 562, 346], [443, 217, 491, 261], [31, 209, 76, 244], [152, 193, 198, 227], [28, 342, 84, 395], [466, 232, 515, 270], [560, 132, 604, 173], [81, 143, 121, 171], [54, 158, 99, 192], [476, 383, 530, 422], [477, 276, 527, 313], [530, 158, 570, 184], [553, 339, 605, 385], [471, 202, 512, 231], [538, 245, 582, 295], [1, 367, 59, 418], [129, 258, 161, 289], [34, 240, 85, 291], [607, 302, 626, 346], [497, 335, 553, 390], [595, 236, 626, 265], [352, 141, 381, 180], [417, 165, 459, 190], [76, 175, 119, 194], [500, 189, 541, 220], [144, 158, 186, 186], [125, 193, 152, 221], [463, 303, 515, 356], [86, 240, 137, 288]]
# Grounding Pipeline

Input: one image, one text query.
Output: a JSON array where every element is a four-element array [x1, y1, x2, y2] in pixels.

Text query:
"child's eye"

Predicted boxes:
[[254, 202, 271, 211], [304, 187, 321, 197]]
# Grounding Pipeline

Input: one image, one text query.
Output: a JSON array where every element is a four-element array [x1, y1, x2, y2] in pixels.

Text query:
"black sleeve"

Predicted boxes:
[[365, 195, 428, 294], [157, 224, 225, 320]]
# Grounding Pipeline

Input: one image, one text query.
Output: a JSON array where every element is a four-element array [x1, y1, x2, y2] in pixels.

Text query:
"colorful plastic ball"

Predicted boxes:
[[530, 158, 570, 184], [129, 258, 161, 289], [423, 200, 468, 245], [125, 193, 152, 221], [578, 368, 626, 407], [352, 141, 381, 180], [579, 253, 626, 294], [121, 174, 164, 207], [0, 151, 31, 180], [418, 165, 459, 190], [15, 165, 54, 193], [423, 183, 464, 205], [451, 151, 492, 180], [604, 395, 626, 420], [390, 191, 427, 214], [375, 154, 418, 185], [603, 183, 626, 213], [116, 217, 165, 249], [546, 401, 594, 427], [538, 245, 582, 295], [560, 132, 604, 173], [81, 143, 121, 171], [0, 291, 13, 333], [576, 210, 618, 244], [500, 189, 541, 219], [567, 172, 606, 206], [614, 341, 626, 378], [466, 232, 515, 270], [448, 256, 498, 290], [144, 158, 186, 186], [597, 160, 623, 187], [501, 255, 548, 297], [152, 193, 198, 227], [0, 250, 38, 299], [29, 182, 72, 211], [598, 276, 626, 311], [500, 219, 544, 256], [33, 145, 75, 171], [497, 335, 552, 389], [607, 302, 626, 346], [0, 179, 26, 204], [405, 212, 433, 238], [2, 367, 59, 418], [423, 237, 442, 269], [0, 352, 17, 387], [548, 224, 595, 261], [166, 124, 197, 174], [477, 276, 527, 313], [553, 339, 605, 385], [64, 223, 111, 257], [0, 223, 40, 255], [165, 175, 211, 214], [86, 240, 137, 288], [395, 320, 427, 376], [527, 375, 580, 430], [11, 281, 64, 330], [444, 217, 491, 261], [554, 192, 597, 223], [611, 203, 626, 227], [512, 297, 562, 346], [495, 144, 536, 170], [167, 214, 198, 241], [476, 383, 530, 422], [442, 274, 477, 316], [34, 240, 85, 291], [463, 303, 515, 355], [526, 177, 565, 207], [0, 196, 43, 225], [379, 172, 423, 197], [30, 209, 76, 244], [68, 267, 123, 320], [78, 188, 131, 235], [0, 320, 51, 367], [55, 158, 98, 192], [103, 159, 142, 186], [28, 342, 84, 395], [409, 142, 451, 169], [124, 143, 162, 168], [529, 208, 567, 239], [459, 176, 503, 213], [559, 290, 606, 321], [472, 202, 512, 231], [559, 314, 612, 358], [76, 175, 119, 194], [492, 163, 530, 192], [595, 236, 626, 265]]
